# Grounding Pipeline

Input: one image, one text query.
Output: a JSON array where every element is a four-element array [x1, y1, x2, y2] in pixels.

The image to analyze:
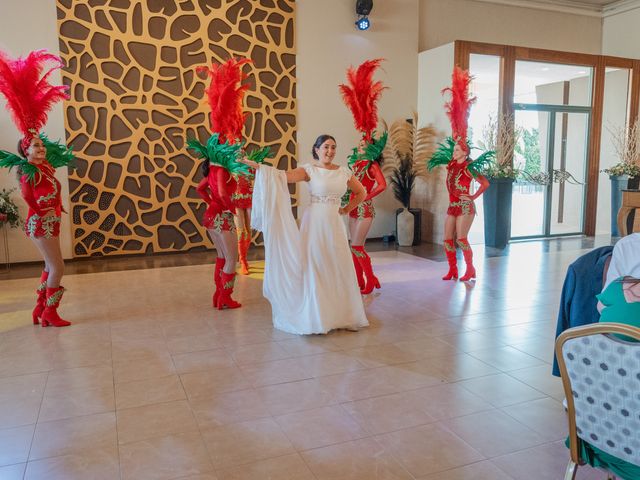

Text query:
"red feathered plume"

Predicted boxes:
[[0, 49, 69, 152], [339, 58, 386, 142], [197, 58, 251, 144], [441, 66, 476, 151]]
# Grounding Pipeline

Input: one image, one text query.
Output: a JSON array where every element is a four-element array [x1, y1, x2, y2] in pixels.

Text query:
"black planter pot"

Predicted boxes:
[[482, 178, 514, 249], [628, 176, 640, 190], [395, 207, 422, 245], [610, 175, 628, 237]]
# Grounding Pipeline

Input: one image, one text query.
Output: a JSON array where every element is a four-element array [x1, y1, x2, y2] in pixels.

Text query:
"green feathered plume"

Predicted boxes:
[[468, 149, 496, 178], [41, 134, 76, 169], [1, 135, 74, 184], [427, 136, 456, 171], [187, 133, 249, 176], [245, 145, 273, 165], [0, 150, 38, 183], [427, 136, 492, 178], [348, 130, 388, 170], [347, 147, 360, 169], [364, 130, 387, 162]]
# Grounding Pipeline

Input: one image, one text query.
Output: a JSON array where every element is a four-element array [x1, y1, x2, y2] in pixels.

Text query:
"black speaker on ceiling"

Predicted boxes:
[[356, 0, 373, 16]]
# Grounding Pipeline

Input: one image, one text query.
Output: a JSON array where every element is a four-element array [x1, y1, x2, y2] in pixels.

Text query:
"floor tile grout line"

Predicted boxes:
[[105, 321, 124, 480], [22, 362, 50, 473]]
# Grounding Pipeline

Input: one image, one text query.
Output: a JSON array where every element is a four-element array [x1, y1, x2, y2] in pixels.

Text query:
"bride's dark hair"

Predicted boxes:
[[312, 134, 336, 159]]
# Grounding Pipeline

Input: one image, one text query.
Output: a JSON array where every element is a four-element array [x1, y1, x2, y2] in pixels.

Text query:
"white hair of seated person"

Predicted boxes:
[[604, 233, 640, 291]]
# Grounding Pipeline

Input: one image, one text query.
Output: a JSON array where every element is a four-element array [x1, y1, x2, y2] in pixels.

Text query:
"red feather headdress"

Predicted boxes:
[[339, 58, 386, 142], [0, 49, 69, 152], [442, 66, 476, 152], [197, 58, 251, 144]]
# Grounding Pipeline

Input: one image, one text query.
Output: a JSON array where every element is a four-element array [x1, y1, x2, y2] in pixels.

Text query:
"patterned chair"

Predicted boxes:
[[555, 323, 640, 480]]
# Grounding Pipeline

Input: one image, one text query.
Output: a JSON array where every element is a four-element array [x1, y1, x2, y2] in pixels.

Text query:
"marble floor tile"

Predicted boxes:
[[0, 245, 609, 479]]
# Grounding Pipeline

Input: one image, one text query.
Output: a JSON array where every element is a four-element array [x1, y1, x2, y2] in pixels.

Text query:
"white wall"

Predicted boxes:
[[597, 69, 630, 234], [416, 43, 454, 244], [603, 7, 640, 58], [0, 0, 73, 263], [419, 0, 603, 54], [296, 0, 419, 239]]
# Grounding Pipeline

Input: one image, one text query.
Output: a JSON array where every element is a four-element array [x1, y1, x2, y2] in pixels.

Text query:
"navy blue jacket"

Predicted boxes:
[[552, 246, 613, 376]]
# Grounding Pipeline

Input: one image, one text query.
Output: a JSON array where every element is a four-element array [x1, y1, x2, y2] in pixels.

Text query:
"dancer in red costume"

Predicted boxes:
[[188, 58, 269, 309], [233, 169, 253, 275], [339, 59, 388, 294], [232, 146, 270, 276], [0, 49, 75, 326], [428, 67, 493, 282]]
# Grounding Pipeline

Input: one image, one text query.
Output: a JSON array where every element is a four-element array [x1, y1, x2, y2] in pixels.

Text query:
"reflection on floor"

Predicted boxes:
[[0, 243, 610, 479]]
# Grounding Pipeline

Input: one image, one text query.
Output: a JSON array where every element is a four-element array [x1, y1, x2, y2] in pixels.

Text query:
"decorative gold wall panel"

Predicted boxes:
[[56, 0, 296, 257]]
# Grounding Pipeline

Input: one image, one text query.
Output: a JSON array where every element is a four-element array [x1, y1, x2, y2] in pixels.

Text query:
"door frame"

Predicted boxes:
[[512, 104, 591, 239], [454, 40, 640, 236]]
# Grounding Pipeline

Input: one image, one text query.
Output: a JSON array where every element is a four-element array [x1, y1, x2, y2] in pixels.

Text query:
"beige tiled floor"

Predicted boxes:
[[0, 247, 609, 479]]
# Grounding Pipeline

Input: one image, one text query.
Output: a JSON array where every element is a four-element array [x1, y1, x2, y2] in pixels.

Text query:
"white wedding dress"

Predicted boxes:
[[251, 163, 369, 334]]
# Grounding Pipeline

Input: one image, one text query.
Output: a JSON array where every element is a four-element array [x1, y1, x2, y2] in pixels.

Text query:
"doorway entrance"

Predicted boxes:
[[511, 105, 590, 238]]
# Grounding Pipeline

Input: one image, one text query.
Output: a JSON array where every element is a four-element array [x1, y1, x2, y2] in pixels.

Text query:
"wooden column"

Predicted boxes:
[[585, 57, 606, 236], [454, 40, 470, 70], [629, 60, 640, 126], [499, 46, 516, 167]]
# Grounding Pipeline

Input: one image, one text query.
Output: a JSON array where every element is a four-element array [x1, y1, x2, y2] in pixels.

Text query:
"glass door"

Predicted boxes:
[[511, 106, 589, 238], [511, 109, 549, 237], [550, 111, 588, 235]]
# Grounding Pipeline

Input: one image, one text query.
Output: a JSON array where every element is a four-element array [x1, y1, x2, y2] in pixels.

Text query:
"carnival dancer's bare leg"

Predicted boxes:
[[349, 216, 379, 293], [456, 214, 476, 281], [209, 229, 241, 309], [234, 208, 251, 275], [31, 235, 70, 327], [442, 215, 458, 280]]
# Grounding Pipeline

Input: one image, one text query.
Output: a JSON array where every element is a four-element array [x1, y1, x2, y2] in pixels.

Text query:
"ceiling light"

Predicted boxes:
[[355, 0, 373, 31]]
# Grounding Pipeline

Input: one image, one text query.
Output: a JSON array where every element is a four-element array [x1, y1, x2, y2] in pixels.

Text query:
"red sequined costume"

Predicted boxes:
[[20, 163, 63, 238], [446, 160, 476, 217], [429, 66, 493, 282], [196, 166, 237, 233], [232, 168, 254, 209], [349, 160, 385, 219], [0, 49, 71, 327], [232, 167, 254, 275], [339, 58, 387, 295]]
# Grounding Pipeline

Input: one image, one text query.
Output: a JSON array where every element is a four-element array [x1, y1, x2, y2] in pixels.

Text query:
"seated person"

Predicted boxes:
[[604, 232, 640, 290], [597, 276, 640, 338], [552, 245, 613, 376]]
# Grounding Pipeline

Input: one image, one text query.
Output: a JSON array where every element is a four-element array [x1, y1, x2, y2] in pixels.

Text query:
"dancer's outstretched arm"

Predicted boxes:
[[364, 163, 387, 201], [239, 157, 309, 183], [340, 176, 366, 215]]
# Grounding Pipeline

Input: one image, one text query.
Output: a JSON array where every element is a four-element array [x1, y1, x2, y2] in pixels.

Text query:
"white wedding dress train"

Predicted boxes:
[[251, 163, 369, 334]]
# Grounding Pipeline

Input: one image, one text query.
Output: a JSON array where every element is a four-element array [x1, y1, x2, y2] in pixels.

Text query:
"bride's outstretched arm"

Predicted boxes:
[[285, 167, 309, 183], [339, 176, 366, 215], [238, 157, 309, 183]]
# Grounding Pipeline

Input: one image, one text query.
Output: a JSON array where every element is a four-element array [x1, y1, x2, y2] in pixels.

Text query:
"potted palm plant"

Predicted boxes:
[[383, 112, 437, 246], [477, 112, 521, 248], [604, 121, 640, 236]]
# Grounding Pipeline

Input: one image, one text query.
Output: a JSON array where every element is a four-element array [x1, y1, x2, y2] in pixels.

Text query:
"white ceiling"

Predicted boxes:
[[552, 0, 621, 5], [471, 0, 640, 16]]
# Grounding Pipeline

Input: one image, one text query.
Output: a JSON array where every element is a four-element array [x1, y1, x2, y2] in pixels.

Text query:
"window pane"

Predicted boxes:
[[514, 61, 592, 107]]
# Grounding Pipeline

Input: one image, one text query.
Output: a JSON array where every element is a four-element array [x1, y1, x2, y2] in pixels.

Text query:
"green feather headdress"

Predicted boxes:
[[427, 136, 494, 178], [348, 131, 388, 170], [187, 133, 249, 176], [41, 134, 76, 169], [0, 133, 74, 183]]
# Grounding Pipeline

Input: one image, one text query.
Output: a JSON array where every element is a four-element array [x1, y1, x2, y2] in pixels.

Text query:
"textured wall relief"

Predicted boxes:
[[56, 0, 296, 256]]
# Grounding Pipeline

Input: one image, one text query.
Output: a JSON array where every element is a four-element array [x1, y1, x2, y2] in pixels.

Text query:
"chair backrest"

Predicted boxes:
[[556, 323, 640, 467]]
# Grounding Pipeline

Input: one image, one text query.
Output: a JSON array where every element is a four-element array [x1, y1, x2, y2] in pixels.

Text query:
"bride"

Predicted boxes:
[[242, 134, 370, 334]]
